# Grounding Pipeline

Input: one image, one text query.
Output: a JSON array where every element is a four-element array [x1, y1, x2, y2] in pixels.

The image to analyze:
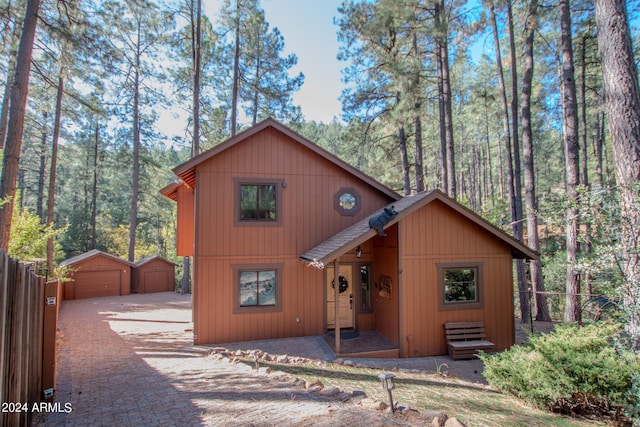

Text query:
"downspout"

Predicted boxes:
[[334, 259, 341, 354], [397, 221, 404, 358]]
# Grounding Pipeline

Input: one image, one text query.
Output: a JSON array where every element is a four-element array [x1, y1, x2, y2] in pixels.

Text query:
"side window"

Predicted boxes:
[[359, 264, 373, 312], [438, 262, 483, 310]]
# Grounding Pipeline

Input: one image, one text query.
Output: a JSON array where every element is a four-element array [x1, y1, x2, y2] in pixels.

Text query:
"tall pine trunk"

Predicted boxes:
[[415, 114, 424, 192], [0, 0, 41, 252], [579, 34, 593, 296], [506, 0, 528, 321], [91, 121, 99, 249], [128, 21, 142, 263], [594, 0, 640, 348], [399, 126, 411, 196], [490, 1, 529, 320], [521, 0, 550, 321], [230, 0, 241, 136], [560, 0, 581, 323], [36, 112, 48, 220], [435, 0, 455, 199], [182, 0, 203, 295], [192, 0, 202, 156], [46, 75, 63, 273]]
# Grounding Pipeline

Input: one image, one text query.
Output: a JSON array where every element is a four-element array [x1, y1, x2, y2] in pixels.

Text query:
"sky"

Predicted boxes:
[[204, 0, 346, 124]]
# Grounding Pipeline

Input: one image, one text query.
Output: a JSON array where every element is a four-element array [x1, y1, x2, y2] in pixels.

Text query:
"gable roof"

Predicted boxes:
[[60, 249, 135, 268], [135, 255, 177, 267], [170, 117, 400, 200], [300, 189, 539, 268], [159, 181, 180, 201]]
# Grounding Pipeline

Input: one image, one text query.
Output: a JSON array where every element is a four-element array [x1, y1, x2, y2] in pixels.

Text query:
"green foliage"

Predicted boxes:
[[481, 322, 640, 423], [9, 202, 65, 261]]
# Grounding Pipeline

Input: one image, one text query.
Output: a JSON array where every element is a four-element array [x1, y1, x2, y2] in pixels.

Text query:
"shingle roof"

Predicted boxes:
[[135, 255, 177, 267], [299, 190, 539, 268], [60, 249, 135, 268]]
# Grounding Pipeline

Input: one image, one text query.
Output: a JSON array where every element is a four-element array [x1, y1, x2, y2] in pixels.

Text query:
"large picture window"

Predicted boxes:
[[233, 264, 283, 313], [438, 262, 483, 310], [234, 178, 282, 226]]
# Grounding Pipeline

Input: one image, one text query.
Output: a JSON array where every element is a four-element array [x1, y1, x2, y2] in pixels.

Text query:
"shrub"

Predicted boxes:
[[480, 322, 640, 424]]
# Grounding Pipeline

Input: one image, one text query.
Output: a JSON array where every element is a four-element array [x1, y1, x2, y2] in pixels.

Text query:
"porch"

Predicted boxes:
[[322, 330, 400, 358]]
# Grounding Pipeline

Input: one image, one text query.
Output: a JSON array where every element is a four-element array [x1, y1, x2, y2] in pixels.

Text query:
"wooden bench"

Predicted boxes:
[[444, 321, 495, 360]]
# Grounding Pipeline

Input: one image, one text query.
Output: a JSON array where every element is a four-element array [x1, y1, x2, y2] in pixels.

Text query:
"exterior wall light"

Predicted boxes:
[[356, 245, 363, 258], [378, 372, 396, 412]]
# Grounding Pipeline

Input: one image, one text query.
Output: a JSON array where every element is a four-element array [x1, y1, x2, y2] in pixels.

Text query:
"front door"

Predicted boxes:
[[326, 264, 354, 329]]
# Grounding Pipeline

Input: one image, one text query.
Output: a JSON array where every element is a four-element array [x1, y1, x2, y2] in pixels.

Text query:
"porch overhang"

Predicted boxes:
[[300, 216, 378, 269]]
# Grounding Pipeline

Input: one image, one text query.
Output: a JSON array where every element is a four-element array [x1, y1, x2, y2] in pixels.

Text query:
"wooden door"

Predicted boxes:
[[326, 265, 354, 329], [74, 270, 121, 299]]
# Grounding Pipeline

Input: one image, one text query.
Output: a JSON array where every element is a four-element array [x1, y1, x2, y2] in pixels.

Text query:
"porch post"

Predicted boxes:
[[334, 259, 340, 354]]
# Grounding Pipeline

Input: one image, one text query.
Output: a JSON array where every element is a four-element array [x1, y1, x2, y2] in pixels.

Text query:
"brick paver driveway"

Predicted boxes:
[[37, 292, 416, 426]]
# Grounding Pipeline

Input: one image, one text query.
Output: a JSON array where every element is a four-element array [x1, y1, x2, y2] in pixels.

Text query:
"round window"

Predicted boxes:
[[339, 193, 356, 210], [334, 188, 361, 216]]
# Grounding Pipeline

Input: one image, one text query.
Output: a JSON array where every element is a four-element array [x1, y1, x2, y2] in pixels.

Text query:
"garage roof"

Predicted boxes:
[[135, 255, 177, 267], [61, 249, 134, 267]]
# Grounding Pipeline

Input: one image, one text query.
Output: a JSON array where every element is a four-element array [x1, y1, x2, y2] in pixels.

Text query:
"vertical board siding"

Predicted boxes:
[[399, 200, 516, 357], [192, 127, 393, 344], [176, 185, 194, 257], [64, 255, 131, 300]]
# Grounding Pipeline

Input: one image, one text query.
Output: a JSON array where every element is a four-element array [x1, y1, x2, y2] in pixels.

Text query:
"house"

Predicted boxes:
[[132, 256, 176, 294], [161, 118, 538, 358], [60, 250, 133, 300]]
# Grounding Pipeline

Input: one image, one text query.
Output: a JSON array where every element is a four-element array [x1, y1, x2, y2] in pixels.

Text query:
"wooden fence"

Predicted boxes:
[[0, 251, 60, 427]]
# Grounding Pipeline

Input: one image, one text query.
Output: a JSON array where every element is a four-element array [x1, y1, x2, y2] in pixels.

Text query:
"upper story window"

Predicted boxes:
[[234, 178, 283, 226]]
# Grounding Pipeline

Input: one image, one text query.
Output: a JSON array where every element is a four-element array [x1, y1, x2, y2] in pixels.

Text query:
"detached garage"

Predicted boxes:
[[132, 256, 176, 294], [61, 250, 133, 300]]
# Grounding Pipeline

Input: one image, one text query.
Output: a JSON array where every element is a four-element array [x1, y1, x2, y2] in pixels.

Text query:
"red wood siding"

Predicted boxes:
[[372, 225, 399, 346], [398, 200, 515, 357], [64, 255, 131, 300], [176, 184, 195, 257], [133, 258, 176, 294], [192, 127, 394, 344]]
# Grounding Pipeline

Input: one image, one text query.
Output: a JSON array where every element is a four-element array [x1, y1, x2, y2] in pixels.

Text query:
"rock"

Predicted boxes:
[[336, 392, 352, 402], [212, 347, 227, 353], [257, 367, 271, 375], [305, 378, 324, 389], [421, 410, 448, 426], [355, 363, 368, 368], [334, 358, 345, 365], [444, 417, 467, 427], [350, 390, 367, 402], [276, 354, 289, 363], [360, 398, 388, 411], [343, 359, 354, 366], [262, 353, 273, 361], [234, 350, 244, 356], [306, 386, 323, 393], [319, 386, 340, 396]]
